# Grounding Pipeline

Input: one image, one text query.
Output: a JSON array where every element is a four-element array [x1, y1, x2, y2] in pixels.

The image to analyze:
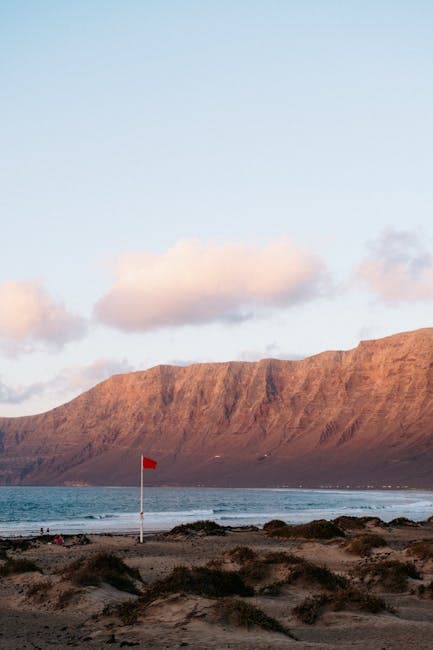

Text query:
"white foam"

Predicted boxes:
[[2, 488, 433, 537]]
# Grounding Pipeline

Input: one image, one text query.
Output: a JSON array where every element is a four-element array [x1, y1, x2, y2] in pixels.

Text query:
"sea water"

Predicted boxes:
[[1, 487, 433, 537]]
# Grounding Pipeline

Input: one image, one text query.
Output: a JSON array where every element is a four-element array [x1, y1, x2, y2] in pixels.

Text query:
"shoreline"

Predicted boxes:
[[3, 486, 433, 540], [1, 484, 429, 490]]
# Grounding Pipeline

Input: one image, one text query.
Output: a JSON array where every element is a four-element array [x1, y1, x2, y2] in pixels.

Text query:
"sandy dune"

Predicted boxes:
[[1, 517, 433, 648]]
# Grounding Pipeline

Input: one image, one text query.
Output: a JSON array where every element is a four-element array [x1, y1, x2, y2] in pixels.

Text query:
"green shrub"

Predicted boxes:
[[4, 539, 32, 551], [388, 517, 418, 527], [239, 551, 347, 591], [358, 516, 386, 527], [166, 520, 226, 536], [352, 560, 420, 592], [239, 560, 269, 583], [287, 562, 348, 591], [63, 552, 141, 594], [259, 581, 284, 596], [406, 540, 433, 560], [115, 599, 141, 625], [110, 565, 254, 624], [332, 516, 365, 531], [262, 551, 305, 565], [262, 519, 287, 531], [26, 579, 52, 599], [238, 552, 303, 584], [345, 534, 387, 556], [214, 598, 293, 636], [55, 587, 79, 609], [293, 588, 389, 624], [293, 593, 326, 624], [0, 558, 40, 576], [418, 581, 433, 598], [141, 566, 253, 605], [227, 546, 257, 563], [268, 519, 345, 540]]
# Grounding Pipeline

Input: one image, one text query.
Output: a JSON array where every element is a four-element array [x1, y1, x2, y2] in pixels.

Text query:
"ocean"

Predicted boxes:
[[1, 486, 433, 537]]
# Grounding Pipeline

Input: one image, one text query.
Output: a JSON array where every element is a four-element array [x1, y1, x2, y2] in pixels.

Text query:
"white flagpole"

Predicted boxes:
[[140, 454, 144, 543]]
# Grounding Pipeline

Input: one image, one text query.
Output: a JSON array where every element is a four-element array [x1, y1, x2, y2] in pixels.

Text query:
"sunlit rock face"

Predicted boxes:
[[1, 328, 433, 488]]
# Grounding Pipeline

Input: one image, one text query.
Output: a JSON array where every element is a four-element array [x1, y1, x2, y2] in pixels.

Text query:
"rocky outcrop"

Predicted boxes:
[[1, 328, 433, 487]]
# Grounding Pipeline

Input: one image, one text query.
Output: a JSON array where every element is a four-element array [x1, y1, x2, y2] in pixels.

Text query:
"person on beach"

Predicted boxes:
[[54, 534, 64, 545]]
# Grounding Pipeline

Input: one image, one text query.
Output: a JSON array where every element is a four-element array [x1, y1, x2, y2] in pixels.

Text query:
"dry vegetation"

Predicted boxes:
[[286, 561, 348, 590], [0, 558, 41, 576], [140, 565, 253, 602], [262, 519, 287, 531], [112, 565, 254, 625], [345, 533, 387, 556], [418, 581, 433, 598], [332, 515, 366, 531], [357, 516, 387, 528], [214, 598, 293, 637], [165, 519, 226, 537], [388, 517, 419, 527], [62, 552, 142, 594], [212, 545, 349, 597], [226, 545, 257, 563], [406, 539, 433, 560], [267, 519, 345, 540], [293, 588, 390, 624], [4, 514, 433, 647], [352, 559, 421, 592]]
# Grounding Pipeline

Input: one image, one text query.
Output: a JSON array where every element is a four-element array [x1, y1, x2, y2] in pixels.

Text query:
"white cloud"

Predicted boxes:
[[0, 379, 45, 405], [94, 238, 328, 332], [357, 229, 433, 304], [0, 358, 133, 406], [51, 358, 133, 395], [0, 280, 86, 354], [238, 342, 307, 361]]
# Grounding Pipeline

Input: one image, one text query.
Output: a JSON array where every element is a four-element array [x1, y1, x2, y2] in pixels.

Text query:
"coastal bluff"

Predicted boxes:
[[1, 328, 433, 487]]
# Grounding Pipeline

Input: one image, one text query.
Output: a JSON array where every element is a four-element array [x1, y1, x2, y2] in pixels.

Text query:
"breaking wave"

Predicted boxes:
[[1, 486, 433, 536]]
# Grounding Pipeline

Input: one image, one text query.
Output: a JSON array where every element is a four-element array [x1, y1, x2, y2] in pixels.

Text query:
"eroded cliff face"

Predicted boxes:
[[1, 328, 433, 487]]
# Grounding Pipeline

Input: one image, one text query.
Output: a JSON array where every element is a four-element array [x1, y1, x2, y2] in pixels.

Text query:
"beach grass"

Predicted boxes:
[[345, 533, 387, 556], [0, 558, 41, 576], [62, 552, 142, 594], [214, 598, 293, 636], [293, 588, 390, 624], [267, 519, 345, 540], [352, 560, 421, 592]]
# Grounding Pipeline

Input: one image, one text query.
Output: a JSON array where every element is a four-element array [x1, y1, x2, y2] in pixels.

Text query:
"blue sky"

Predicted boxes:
[[1, 1, 433, 415]]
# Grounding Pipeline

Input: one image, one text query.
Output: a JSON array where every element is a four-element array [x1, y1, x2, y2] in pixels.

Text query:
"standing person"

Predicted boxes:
[[40, 527, 44, 536]]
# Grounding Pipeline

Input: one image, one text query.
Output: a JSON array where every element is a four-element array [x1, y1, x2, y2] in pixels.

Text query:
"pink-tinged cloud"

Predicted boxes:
[[0, 378, 45, 405], [94, 239, 328, 331], [238, 342, 307, 361], [0, 280, 86, 354], [0, 358, 133, 405], [52, 358, 133, 394], [357, 229, 433, 304]]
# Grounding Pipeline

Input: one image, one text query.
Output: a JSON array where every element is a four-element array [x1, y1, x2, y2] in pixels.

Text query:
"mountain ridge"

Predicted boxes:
[[1, 327, 433, 487]]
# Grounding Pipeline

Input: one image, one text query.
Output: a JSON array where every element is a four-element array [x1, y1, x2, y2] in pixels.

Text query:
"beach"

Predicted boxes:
[[2, 516, 433, 649]]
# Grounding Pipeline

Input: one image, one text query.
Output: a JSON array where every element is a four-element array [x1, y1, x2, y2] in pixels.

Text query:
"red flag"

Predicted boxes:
[[142, 456, 157, 469]]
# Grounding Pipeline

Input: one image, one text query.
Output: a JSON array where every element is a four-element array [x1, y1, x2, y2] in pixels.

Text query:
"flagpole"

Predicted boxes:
[[140, 454, 144, 543]]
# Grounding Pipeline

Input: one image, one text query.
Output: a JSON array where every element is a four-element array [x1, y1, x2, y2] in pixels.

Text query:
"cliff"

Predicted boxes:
[[1, 328, 433, 487]]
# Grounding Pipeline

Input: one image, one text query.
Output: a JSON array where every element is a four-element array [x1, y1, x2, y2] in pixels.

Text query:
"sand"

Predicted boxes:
[[1, 517, 433, 649]]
